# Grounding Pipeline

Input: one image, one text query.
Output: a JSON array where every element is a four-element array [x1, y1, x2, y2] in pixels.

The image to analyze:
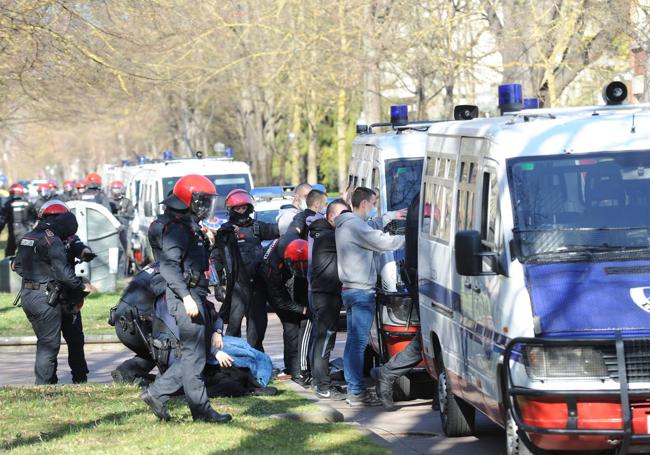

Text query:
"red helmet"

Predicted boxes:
[[110, 180, 124, 188], [86, 172, 102, 188], [37, 183, 53, 197], [63, 180, 74, 191], [47, 180, 58, 189], [39, 199, 69, 218], [9, 184, 24, 196], [284, 239, 308, 277], [165, 174, 217, 218], [225, 189, 254, 208], [76, 179, 88, 189]]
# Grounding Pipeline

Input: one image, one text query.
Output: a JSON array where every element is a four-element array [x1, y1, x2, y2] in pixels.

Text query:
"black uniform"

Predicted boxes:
[[13, 213, 85, 384], [79, 187, 112, 211], [60, 234, 93, 383], [110, 196, 135, 275], [0, 196, 36, 256], [33, 195, 53, 219], [110, 263, 166, 383], [218, 216, 278, 350], [308, 218, 342, 392], [259, 239, 309, 378], [146, 212, 217, 418], [148, 207, 185, 262]]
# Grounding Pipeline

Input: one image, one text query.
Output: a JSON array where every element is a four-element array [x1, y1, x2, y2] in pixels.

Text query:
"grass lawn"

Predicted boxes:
[[0, 292, 119, 337], [0, 383, 388, 454]]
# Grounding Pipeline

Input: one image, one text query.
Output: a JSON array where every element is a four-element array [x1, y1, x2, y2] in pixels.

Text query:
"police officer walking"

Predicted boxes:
[[0, 184, 37, 256], [80, 172, 112, 211], [218, 189, 279, 351], [141, 174, 231, 423], [13, 200, 94, 384]]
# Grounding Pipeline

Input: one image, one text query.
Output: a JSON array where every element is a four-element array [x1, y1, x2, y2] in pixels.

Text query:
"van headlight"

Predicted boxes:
[[523, 346, 609, 379]]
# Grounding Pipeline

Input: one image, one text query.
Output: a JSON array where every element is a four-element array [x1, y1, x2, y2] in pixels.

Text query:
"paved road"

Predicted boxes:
[[0, 313, 505, 454]]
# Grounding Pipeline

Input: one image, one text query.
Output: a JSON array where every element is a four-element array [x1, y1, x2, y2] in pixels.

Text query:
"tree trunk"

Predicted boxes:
[[336, 88, 348, 193], [290, 103, 302, 185], [306, 92, 318, 184]]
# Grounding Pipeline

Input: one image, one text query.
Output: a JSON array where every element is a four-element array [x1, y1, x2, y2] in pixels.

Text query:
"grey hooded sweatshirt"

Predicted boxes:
[[335, 212, 405, 290]]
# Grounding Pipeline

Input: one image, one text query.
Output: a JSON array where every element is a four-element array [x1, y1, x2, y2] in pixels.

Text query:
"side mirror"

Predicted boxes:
[[144, 201, 153, 218], [455, 230, 497, 276]]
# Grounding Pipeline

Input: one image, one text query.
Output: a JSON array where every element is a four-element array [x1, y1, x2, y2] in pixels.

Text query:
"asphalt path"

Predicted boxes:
[[0, 312, 505, 454]]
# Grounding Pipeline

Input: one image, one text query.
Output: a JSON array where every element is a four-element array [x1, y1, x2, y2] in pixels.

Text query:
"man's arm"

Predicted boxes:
[[258, 221, 280, 240], [354, 222, 405, 253], [47, 237, 84, 290]]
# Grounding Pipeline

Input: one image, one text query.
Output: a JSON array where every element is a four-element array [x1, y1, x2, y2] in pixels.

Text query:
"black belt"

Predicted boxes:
[[22, 281, 43, 290]]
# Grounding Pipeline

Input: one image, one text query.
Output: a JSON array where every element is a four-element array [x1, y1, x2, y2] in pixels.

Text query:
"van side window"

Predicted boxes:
[[481, 171, 498, 245], [456, 159, 477, 231], [422, 155, 456, 242], [422, 182, 432, 234]]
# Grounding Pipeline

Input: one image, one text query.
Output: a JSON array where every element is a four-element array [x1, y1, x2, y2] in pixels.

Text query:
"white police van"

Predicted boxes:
[[109, 153, 254, 264], [420, 82, 650, 454]]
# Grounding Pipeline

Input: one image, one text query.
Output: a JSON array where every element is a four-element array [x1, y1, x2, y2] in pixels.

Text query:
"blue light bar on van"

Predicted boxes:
[[163, 150, 173, 160], [390, 104, 408, 126], [523, 98, 540, 109], [225, 147, 233, 157], [498, 84, 523, 114], [138, 155, 147, 164], [121, 159, 129, 166]]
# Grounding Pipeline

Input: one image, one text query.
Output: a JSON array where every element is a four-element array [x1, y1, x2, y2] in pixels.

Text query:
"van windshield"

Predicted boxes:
[[508, 151, 650, 262], [385, 158, 423, 211], [162, 174, 251, 198]]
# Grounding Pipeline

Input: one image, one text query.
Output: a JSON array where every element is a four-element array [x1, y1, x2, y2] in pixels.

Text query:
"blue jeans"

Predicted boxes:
[[342, 288, 376, 395]]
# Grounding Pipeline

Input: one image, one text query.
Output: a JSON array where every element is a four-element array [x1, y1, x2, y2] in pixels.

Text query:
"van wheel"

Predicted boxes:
[[437, 368, 475, 437], [506, 410, 545, 455]]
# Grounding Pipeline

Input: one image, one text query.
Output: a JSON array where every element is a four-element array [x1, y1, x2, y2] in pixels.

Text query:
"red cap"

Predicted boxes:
[[110, 180, 125, 188], [75, 180, 88, 189], [39, 199, 69, 218]]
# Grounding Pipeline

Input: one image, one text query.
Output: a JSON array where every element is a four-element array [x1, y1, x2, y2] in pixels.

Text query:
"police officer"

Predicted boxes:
[[13, 200, 93, 384], [259, 238, 309, 384], [109, 180, 135, 275], [110, 262, 166, 384], [219, 189, 279, 351], [33, 182, 55, 218], [0, 184, 37, 256], [141, 174, 231, 423], [79, 172, 112, 211], [60, 180, 77, 202]]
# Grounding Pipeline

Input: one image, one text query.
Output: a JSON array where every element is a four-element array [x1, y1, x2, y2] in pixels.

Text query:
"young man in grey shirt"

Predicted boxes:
[[335, 187, 405, 406]]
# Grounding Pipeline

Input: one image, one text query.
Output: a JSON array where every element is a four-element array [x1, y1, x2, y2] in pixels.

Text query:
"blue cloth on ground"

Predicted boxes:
[[212, 336, 273, 387]]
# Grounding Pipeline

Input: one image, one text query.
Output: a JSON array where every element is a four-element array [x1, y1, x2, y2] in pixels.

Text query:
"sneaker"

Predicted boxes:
[[315, 387, 346, 401], [291, 374, 312, 389], [346, 391, 382, 407]]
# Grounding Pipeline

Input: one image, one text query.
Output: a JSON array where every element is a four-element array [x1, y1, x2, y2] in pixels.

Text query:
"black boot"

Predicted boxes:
[[374, 369, 395, 410], [193, 408, 232, 423], [140, 389, 171, 421]]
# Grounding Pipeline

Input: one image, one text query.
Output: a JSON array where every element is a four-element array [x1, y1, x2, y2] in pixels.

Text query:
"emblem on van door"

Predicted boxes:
[[630, 287, 650, 313]]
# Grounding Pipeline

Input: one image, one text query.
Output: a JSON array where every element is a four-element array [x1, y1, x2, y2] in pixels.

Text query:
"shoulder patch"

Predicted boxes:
[[45, 229, 55, 237], [20, 238, 34, 247]]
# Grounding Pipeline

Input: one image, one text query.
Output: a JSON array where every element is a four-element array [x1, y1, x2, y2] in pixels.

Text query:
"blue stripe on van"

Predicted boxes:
[[419, 277, 509, 354], [418, 278, 461, 311]]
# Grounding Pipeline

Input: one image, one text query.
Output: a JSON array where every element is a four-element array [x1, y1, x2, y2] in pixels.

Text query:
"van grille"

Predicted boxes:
[[599, 340, 650, 383]]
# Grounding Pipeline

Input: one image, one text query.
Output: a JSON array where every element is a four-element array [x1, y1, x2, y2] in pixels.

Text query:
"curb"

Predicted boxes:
[[281, 379, 345, 423], [0, 334, 120, 346]]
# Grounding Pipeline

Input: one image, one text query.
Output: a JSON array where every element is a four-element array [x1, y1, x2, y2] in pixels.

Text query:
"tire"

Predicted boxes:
[[506, 410, 544, 455], [437, 368, 475, 437]]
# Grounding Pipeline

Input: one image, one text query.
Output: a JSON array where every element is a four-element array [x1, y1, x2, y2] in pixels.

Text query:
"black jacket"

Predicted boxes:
[[259, 239, 307, 315], [120, 262, 166, 315], [14, 222, 84, 291], [148, 208, 185, 262], [221, 217, 279, 277], [160, 213, 210, 302], [308, 218, 341, 294]]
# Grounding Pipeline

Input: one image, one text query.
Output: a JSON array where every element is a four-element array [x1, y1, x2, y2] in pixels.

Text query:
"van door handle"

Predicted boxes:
[[472, 285, 481, 294], [464, 279, 472, 289]]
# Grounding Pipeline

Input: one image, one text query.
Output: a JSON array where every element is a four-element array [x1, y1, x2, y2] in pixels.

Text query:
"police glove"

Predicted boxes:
[[183, 294, 199, 317]]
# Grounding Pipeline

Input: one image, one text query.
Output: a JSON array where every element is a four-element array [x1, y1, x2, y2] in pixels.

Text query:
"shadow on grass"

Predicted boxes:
[[1, 408, 145, 451], [0, 304, 20, 314]]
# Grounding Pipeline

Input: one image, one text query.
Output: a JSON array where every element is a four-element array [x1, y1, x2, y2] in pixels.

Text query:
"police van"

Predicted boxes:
[[419, 82, 650, 454], [347, 106, 434, 398], [110, 154, 254, 264]]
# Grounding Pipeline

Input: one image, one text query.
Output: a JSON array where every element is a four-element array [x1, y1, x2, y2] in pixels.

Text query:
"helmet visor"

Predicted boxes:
[[191, 192, 217, 219]]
